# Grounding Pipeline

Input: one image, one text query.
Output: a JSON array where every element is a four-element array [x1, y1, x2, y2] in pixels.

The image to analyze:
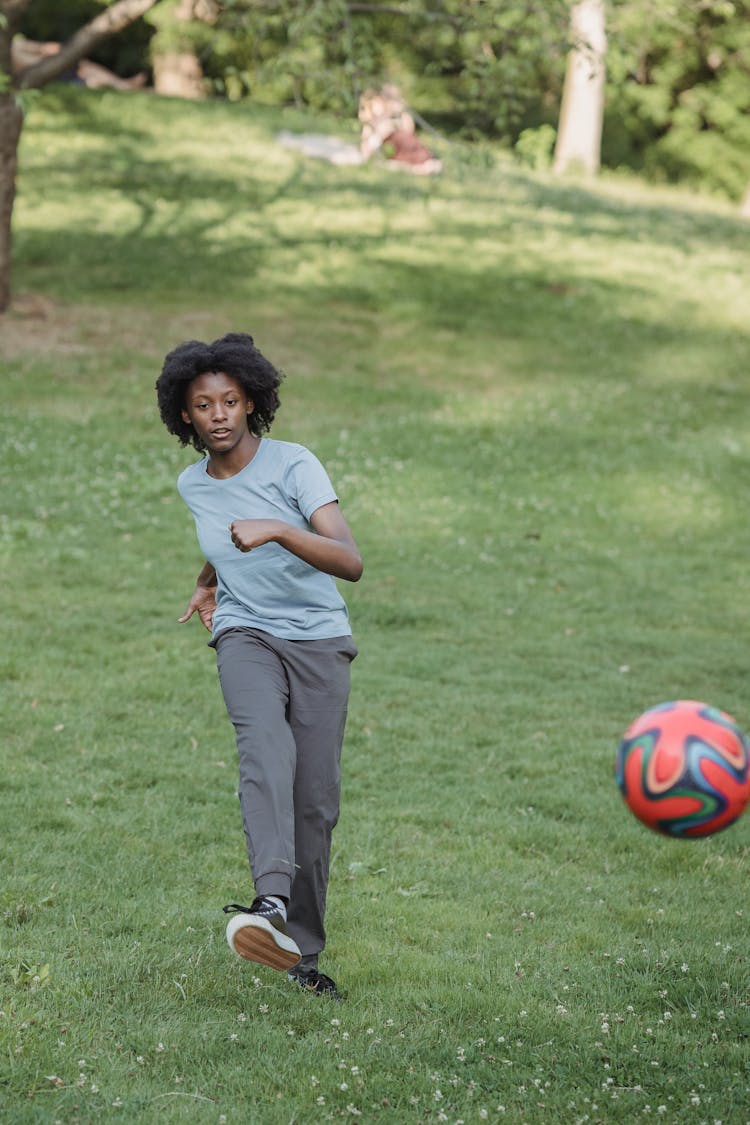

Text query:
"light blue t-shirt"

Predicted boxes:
[[177, 438, 352, 641]]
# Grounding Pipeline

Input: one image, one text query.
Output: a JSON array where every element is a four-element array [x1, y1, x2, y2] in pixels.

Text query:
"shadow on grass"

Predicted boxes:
[[18, 88, 750, 309]]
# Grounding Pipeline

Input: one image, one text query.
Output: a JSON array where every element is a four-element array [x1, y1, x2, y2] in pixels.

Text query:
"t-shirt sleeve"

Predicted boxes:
[[289, 447, 338, 521]]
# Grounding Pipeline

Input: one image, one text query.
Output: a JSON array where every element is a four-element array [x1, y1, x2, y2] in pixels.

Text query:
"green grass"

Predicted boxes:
[[1, 85, 749, 1123]]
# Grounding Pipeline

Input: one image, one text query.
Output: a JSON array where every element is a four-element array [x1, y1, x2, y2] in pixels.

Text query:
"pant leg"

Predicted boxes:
[[282, 635, 358, 959], [214, 628, 297, 901]]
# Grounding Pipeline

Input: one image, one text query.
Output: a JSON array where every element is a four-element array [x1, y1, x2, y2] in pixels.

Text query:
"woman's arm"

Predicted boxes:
[[229, 501, 363, 582], [179, 560, 218, 630]]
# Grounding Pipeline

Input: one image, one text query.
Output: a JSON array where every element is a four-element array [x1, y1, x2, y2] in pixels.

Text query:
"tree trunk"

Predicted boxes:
[[152, 0, 205, 99], [0, 0, 159, 311], [0, 94, 23, 312], [0, 1, 29, 312], [553, 0, 606, 177]]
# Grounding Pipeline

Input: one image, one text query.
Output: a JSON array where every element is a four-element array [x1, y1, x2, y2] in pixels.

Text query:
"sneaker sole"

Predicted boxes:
[[226, 914, 301, 971]]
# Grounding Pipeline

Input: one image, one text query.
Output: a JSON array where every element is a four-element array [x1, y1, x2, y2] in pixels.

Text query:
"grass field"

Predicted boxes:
[[1, 86, 749, 1123]]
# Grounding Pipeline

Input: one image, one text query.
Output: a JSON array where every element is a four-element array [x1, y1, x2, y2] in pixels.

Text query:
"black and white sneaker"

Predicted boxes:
[[288, 965, 342, 1000], [223, 899, 301, 971]]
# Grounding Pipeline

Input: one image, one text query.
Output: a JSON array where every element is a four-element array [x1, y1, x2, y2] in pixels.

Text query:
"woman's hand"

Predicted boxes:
[[229, 519, 283, 553], [179, 583, 217, 631], [230, 505, 362, 582]]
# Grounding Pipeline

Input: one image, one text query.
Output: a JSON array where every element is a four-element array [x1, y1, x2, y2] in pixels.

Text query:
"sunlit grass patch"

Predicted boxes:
[[1, 86, 749, 1122]]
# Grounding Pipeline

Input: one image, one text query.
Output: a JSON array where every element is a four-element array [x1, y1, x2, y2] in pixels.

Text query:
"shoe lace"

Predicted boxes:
[[222, 898, 274, 917]]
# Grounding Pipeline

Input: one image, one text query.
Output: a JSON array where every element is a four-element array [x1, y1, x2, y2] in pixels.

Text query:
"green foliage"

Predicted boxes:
[[2, 88, 750, 1122], [514, 122, 556, 169], [146, 0, 216, 59], [198, 0, 570, 133], [14, 0, 750, 197], [605, 0, 750, 199]]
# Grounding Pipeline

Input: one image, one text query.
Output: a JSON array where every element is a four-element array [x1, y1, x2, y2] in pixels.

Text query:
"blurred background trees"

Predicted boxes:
[[10, 0, 750, 201]]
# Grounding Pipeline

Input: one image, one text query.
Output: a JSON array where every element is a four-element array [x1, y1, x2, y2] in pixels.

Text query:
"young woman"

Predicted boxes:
[[156, 332, 363, 998]]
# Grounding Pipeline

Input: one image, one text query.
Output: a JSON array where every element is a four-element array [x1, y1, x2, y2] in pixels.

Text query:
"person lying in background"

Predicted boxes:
[[359, 85, 442, 176], [11, 37, 147, 91]]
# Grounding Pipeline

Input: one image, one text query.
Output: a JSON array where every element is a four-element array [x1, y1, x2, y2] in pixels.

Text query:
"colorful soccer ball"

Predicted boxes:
[[615, 700, 750, 838]]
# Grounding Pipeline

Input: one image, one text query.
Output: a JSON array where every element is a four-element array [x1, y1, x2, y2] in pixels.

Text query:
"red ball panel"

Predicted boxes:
[[615, 700, 750, 838]]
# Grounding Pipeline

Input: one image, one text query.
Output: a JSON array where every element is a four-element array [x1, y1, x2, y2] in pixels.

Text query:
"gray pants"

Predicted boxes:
[[213, 627, 357, 962]]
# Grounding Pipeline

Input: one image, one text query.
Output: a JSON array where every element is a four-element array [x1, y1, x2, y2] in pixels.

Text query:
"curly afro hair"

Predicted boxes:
[[156, 331, 283, 452]]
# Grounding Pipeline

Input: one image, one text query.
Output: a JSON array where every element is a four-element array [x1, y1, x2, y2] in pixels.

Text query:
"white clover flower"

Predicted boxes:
[[339, 1082, 348, 1092]]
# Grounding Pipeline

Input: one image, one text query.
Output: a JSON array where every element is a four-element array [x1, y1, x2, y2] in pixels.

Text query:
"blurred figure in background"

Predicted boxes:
[[359, 85, 442, 176], [11, 37, 147, 90]]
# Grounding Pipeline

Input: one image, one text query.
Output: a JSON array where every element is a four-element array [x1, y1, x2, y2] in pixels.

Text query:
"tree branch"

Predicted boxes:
[[14, 0, 161, 90]]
